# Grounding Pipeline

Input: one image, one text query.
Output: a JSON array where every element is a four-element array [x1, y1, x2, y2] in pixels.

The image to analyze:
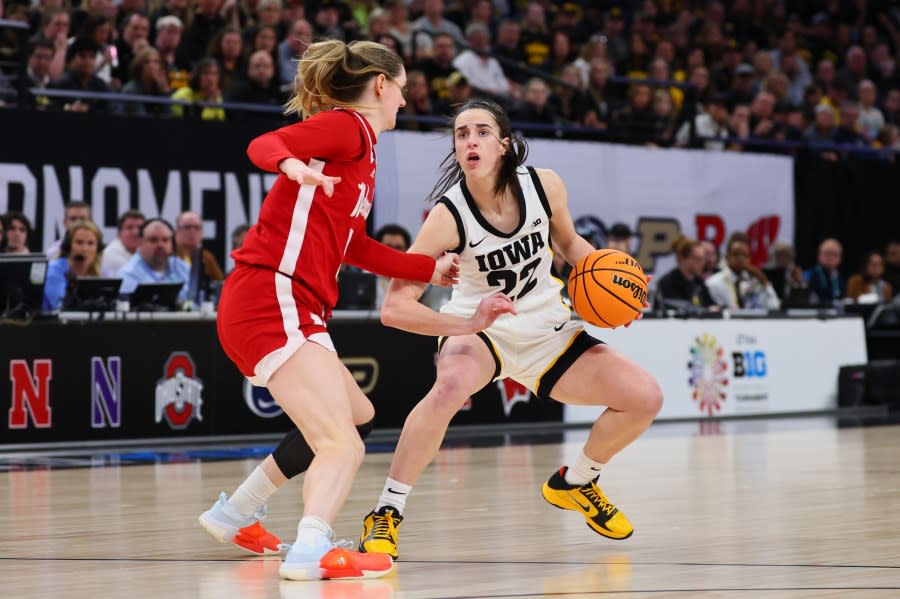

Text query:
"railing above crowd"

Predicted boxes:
[[3, 16, 899, 159]]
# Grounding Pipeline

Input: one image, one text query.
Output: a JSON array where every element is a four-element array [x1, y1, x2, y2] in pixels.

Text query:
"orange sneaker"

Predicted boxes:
[[199, 492, 282, 555], [280, 537, 394, 581]]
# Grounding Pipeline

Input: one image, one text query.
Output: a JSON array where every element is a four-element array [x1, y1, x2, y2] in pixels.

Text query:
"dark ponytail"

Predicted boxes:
[[426, 99, 529, 203]]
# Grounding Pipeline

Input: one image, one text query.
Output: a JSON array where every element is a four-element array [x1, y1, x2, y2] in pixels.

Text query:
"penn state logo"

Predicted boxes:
[[155, 352, 203, 430], [243, 379, 284, 418]]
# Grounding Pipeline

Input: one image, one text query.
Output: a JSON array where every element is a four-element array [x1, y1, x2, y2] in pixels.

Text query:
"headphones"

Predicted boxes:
[[60, 221, 105, 257]]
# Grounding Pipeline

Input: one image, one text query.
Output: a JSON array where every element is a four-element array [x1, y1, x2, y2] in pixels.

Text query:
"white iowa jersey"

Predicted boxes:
[[438, 166, 568, 320]]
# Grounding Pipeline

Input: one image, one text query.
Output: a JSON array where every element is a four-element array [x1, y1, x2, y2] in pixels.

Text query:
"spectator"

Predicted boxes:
[[77, 15, 118, 87], [114, 12, 151, 84], [546, 29, 575, 77], [883, 240, 900, 294], [884, 89, 900, 126], [847, 251, 893, 303], [50, 37, 114, 113], [493, 19, 525, 83], [519, 1, 551, 69], [833, 101, 866, 145], [174, 211, 224, 303], [433, 70, 472, 115], [1, 212, 33, 254], [656, 236, 716, 310], [729, 62, 756, 107], [707, 232, 780, 310], [46, 201, 92, 259], [605, 222, 635, 254], [412, 0, 464, 45], [510, 77, 558, 125], [23, 40, 56, 109], [572, 34, 607, 89], [176, 0, 227, 67], [226, 50, 283, 108], [399, 69, 435, 127], [836, 46, 868, 95], [121, 47, 172, 114], [27, 9, 69, 82], [278, 18, 312, 87], [207, 26, 245, 94], [372, 224, 411, 308], [615, 83, 657, 144], [42, 220, 104, 312], [171, 57, 225, 120], [805, 237, 846, 305], [118, 218, 190, 302], [250, 24, 280, 76], [552, 64, 590, 125], [149, 0, 190, 41], [385, 0, 414, 59], [675, 92, 731, 149], [583, 57, 613, 130], [419, 32, 456, 101], [101, 210, 145, 276], [650, 89, 677, 146], [155, 15, 189, 90], [857, 80, 884, 142], [699, 239, 720, 278], [762, 241, 805, 302], [311, 0, 345, 41], [451, 22, 510, 98], [806, 103, 837, 143]]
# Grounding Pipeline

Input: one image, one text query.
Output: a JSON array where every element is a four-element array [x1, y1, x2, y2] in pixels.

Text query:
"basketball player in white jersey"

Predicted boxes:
[[358, 99, 664, 559]]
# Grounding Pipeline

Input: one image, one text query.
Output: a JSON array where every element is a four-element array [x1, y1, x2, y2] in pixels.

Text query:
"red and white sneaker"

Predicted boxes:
[[279, 537, 394, 581], [199, 492, 282, 555]]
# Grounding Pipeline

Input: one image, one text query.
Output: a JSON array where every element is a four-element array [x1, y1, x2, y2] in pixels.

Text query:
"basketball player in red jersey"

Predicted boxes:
[[199, 39, 459, 581], [356, 99, 663, 559]]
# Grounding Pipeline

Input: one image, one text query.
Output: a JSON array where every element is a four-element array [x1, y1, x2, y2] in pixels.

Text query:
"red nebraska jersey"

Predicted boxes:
[[234, 109, 376, 311]]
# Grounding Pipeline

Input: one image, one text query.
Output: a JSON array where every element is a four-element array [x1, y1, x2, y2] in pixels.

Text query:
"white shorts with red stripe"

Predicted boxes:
[[217, 265, 335, 386]]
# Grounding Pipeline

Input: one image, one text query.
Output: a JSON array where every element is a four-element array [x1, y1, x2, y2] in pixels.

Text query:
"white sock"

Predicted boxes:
[[564, 451, 606, 486], [296, 515, 333, 544], [228, 466, 278, 516], [375, 477, 412, 514]]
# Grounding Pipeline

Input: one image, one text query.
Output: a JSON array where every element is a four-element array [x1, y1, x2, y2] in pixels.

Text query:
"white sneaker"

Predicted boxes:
[[279, 535, 394, 581], [198, 492, 282, 555]]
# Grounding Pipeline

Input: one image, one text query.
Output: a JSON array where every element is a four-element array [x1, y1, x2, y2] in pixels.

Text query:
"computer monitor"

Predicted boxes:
[[335, 271, 376, 310], [0, 253, 48, 318], [129, 281, 183, 312], [62, 277, 122, 312]]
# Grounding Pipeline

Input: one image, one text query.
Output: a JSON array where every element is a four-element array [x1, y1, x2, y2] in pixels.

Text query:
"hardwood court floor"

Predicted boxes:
[[2, 421, 900, 598]]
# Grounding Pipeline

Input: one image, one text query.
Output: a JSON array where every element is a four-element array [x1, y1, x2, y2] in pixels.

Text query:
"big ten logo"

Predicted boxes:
[[92, 356, 122, 428], [342, 357, 379, 394], [155, 352, 203, 430], [8, 359, 53, 429], [732, 350, 767, 378], [696, 214, 781, 266]]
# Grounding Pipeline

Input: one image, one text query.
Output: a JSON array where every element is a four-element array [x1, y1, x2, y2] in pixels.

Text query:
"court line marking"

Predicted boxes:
[[1, 557, 898, 570]]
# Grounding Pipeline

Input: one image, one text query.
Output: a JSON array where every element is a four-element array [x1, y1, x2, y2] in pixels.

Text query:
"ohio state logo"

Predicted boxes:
[[155, 352, 203, 430]]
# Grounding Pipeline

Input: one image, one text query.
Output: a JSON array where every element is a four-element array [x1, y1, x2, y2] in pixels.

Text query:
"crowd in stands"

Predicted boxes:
[[1, 0, 900, 149], [0, 204, 237, 312]]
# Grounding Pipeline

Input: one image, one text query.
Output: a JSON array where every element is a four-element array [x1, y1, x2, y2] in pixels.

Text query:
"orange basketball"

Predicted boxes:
[[567, 249, 648, 328]]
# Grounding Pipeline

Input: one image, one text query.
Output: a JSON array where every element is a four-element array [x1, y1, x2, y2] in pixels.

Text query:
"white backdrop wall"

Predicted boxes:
[[373, 131, 794, 274]]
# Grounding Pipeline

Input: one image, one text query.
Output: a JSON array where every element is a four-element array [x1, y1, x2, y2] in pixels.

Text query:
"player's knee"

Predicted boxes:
[[430, 370, 471, 413], [636, 376, 663, 418], [318, 431, 366, 466]]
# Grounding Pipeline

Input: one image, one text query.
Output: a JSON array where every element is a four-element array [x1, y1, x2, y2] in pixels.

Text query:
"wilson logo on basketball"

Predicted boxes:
[[611, 274, 648, 303], [155, 351, 204, 430]]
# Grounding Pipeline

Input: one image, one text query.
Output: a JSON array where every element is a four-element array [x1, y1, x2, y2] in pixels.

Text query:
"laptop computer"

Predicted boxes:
[[129, 281, 184, 312], [62, 277, 122, 311], [0, 253, 48, 317]]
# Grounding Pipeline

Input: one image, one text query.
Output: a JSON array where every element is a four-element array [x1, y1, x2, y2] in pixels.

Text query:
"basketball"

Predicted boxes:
[[567, 249, 648, 328]]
